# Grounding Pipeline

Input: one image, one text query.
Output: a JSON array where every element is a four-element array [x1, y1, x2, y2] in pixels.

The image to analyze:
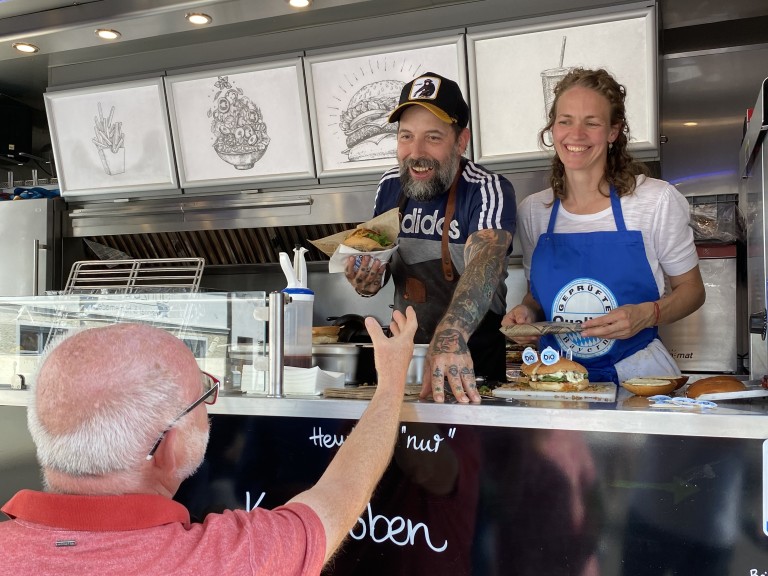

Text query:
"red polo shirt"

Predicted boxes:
[[1, 490, 325, 575]]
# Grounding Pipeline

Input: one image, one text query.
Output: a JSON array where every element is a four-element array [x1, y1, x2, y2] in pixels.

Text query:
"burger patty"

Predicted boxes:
[[345, 122, 398, 149]]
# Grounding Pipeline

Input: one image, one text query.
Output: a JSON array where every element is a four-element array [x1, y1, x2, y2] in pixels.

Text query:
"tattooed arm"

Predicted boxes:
[[420, 228, 513, 404]]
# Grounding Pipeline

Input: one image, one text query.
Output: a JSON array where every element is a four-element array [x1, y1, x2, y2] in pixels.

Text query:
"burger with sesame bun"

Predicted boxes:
[[528, 358, 589, 392]]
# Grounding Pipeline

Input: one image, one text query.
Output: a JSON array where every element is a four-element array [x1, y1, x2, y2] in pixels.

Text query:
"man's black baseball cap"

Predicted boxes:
[[388, 72, 469, 128]]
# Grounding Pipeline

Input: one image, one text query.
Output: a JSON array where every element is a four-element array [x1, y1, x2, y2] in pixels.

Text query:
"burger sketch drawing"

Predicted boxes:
[[207, 76, 271, 170], [308, 38, 464, 174], [339, 79, 404, 162]]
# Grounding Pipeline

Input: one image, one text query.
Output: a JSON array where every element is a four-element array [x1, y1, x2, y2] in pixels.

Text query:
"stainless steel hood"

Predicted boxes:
[[67, 184, 376, 265]]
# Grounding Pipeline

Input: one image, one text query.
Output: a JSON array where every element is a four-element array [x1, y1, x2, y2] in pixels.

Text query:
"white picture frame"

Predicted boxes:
[[165, 57, 315, 189], [44, 77, 179, 198], [305, 34, 467, 179], [467, 6, 658, 168]]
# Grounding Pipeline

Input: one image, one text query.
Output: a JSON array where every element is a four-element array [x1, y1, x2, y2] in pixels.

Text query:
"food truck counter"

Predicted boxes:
[[3, 291, 768, 575], [4, 384, 768, 439]]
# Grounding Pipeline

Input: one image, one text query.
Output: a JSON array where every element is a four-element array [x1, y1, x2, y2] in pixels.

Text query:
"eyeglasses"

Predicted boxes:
[[146, 371, 219, 461]]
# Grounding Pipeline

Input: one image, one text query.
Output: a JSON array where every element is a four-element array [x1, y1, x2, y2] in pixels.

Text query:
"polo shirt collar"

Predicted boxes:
[[2, 489, 191, 531]]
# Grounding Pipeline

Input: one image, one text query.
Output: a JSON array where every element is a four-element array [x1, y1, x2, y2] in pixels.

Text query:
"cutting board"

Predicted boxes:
[[492, 382, 617, 403]]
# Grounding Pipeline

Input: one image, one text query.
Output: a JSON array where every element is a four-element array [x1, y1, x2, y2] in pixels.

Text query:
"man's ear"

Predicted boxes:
[[458, 127, 471, 156], [150, 428, 178, 474]]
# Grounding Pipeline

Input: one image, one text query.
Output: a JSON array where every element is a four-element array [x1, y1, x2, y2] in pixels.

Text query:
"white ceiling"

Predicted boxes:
[[0, 0, 766, 109], [0, 0, 468, 105]]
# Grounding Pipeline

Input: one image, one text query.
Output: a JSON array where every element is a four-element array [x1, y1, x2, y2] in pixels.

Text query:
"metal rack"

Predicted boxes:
[[63, 257, 205, 294], [25, 258, 208, 358]]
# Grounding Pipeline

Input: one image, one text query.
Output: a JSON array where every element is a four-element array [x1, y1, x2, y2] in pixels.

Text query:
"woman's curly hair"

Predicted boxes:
[[539, 68, 648, 200]]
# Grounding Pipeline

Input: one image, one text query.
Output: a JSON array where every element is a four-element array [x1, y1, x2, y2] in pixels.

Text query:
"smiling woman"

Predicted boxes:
[[503, 67, 706, 385], [550, 86, 619, 190]]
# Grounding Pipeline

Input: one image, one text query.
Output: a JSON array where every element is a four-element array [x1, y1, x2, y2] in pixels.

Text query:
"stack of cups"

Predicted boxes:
[[282, 286, 314, 368]]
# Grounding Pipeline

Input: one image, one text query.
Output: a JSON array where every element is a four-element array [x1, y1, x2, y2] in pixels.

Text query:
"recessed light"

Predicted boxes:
[[185, 12, 213, 25], [12, 42, 39, 54], [95, 29, 121, 40], [287, 0, 312, 7], [683, 121, 698, 127]]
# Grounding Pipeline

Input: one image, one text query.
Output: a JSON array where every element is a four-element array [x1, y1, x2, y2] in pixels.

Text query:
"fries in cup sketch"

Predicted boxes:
[[92, 102, 125, 175]]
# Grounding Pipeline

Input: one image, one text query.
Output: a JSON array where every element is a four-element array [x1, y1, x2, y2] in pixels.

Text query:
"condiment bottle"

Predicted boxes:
[[282, 286, 314, 368]]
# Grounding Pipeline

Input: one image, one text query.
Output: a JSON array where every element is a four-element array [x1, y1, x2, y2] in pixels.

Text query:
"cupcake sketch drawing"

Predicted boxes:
[[207, 76, 270, 170], [92, 103, 125, 176]]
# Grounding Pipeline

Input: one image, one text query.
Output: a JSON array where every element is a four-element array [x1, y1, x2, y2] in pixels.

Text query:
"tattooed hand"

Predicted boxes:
[[419, 328, 480, 404], [344, 255, 386, 297]]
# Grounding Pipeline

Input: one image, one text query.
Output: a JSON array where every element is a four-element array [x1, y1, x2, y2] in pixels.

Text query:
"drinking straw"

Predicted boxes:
[[559, 36, 567, 68]]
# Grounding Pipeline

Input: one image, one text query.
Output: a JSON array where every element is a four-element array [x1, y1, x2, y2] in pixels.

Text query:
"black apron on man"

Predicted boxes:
[[391, 163, 507, 383]]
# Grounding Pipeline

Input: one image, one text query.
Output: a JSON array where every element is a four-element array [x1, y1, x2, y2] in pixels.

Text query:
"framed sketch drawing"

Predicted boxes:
[[44, 77, 178, 198], [467, 7, 657, 167], [165, 57, 315, 189], [305, 34, 466, 179]]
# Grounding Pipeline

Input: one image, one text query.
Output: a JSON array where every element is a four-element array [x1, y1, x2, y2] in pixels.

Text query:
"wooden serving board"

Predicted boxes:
[[324, 385, 422, 400], [492, 382, 617, 403]]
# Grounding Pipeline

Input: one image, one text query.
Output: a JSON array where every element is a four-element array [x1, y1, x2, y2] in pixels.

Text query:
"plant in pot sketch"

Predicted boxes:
[[92, 103, 125, 176], [338, 78, 404, 162], [207, 76, 270, 170]]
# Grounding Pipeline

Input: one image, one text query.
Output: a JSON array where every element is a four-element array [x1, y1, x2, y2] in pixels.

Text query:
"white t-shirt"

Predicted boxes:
[[517, 175, 699, 380], [517, 175, 699, 297]]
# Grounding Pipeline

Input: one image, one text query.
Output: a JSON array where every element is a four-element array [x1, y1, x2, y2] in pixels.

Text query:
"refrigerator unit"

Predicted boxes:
[[739, 77, 768, 379], [0, 198, 63, 296]]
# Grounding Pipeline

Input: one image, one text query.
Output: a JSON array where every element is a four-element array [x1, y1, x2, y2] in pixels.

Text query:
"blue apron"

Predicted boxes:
[[529, 187, 660, 384]]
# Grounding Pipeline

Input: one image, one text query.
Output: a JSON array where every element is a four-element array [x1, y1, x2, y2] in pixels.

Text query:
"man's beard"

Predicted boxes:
[[399, 145, 461, 202]]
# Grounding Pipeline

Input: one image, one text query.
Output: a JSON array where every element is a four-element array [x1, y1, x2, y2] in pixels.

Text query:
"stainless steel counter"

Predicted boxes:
[[4, 386, 768, 440]]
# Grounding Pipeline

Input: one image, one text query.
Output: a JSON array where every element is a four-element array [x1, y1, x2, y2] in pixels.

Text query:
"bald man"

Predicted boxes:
[[1, 308, 418, 575]]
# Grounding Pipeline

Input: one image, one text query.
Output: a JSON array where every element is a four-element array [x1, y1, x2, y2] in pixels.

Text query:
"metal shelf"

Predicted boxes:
[[63, 257, 205, 294]]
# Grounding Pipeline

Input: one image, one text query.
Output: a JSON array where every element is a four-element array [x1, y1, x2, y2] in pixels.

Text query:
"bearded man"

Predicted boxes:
[[345, 72, 516, 404]]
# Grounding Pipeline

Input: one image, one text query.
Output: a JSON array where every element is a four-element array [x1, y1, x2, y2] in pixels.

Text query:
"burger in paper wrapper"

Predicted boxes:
[[342, 228, 393, 252], [310, 207, 400, 273]]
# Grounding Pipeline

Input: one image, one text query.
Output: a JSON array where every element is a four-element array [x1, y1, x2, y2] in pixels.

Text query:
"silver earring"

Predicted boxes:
[[608, 142, 613, 151]]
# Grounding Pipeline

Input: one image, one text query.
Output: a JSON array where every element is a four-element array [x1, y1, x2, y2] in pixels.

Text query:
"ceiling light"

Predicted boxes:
[[683, 122, 698, 127], [95, 29, 121, 40], [287, 0, 312, 7], [185, 12, 213, 25], [12, 42, 39, 54]]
